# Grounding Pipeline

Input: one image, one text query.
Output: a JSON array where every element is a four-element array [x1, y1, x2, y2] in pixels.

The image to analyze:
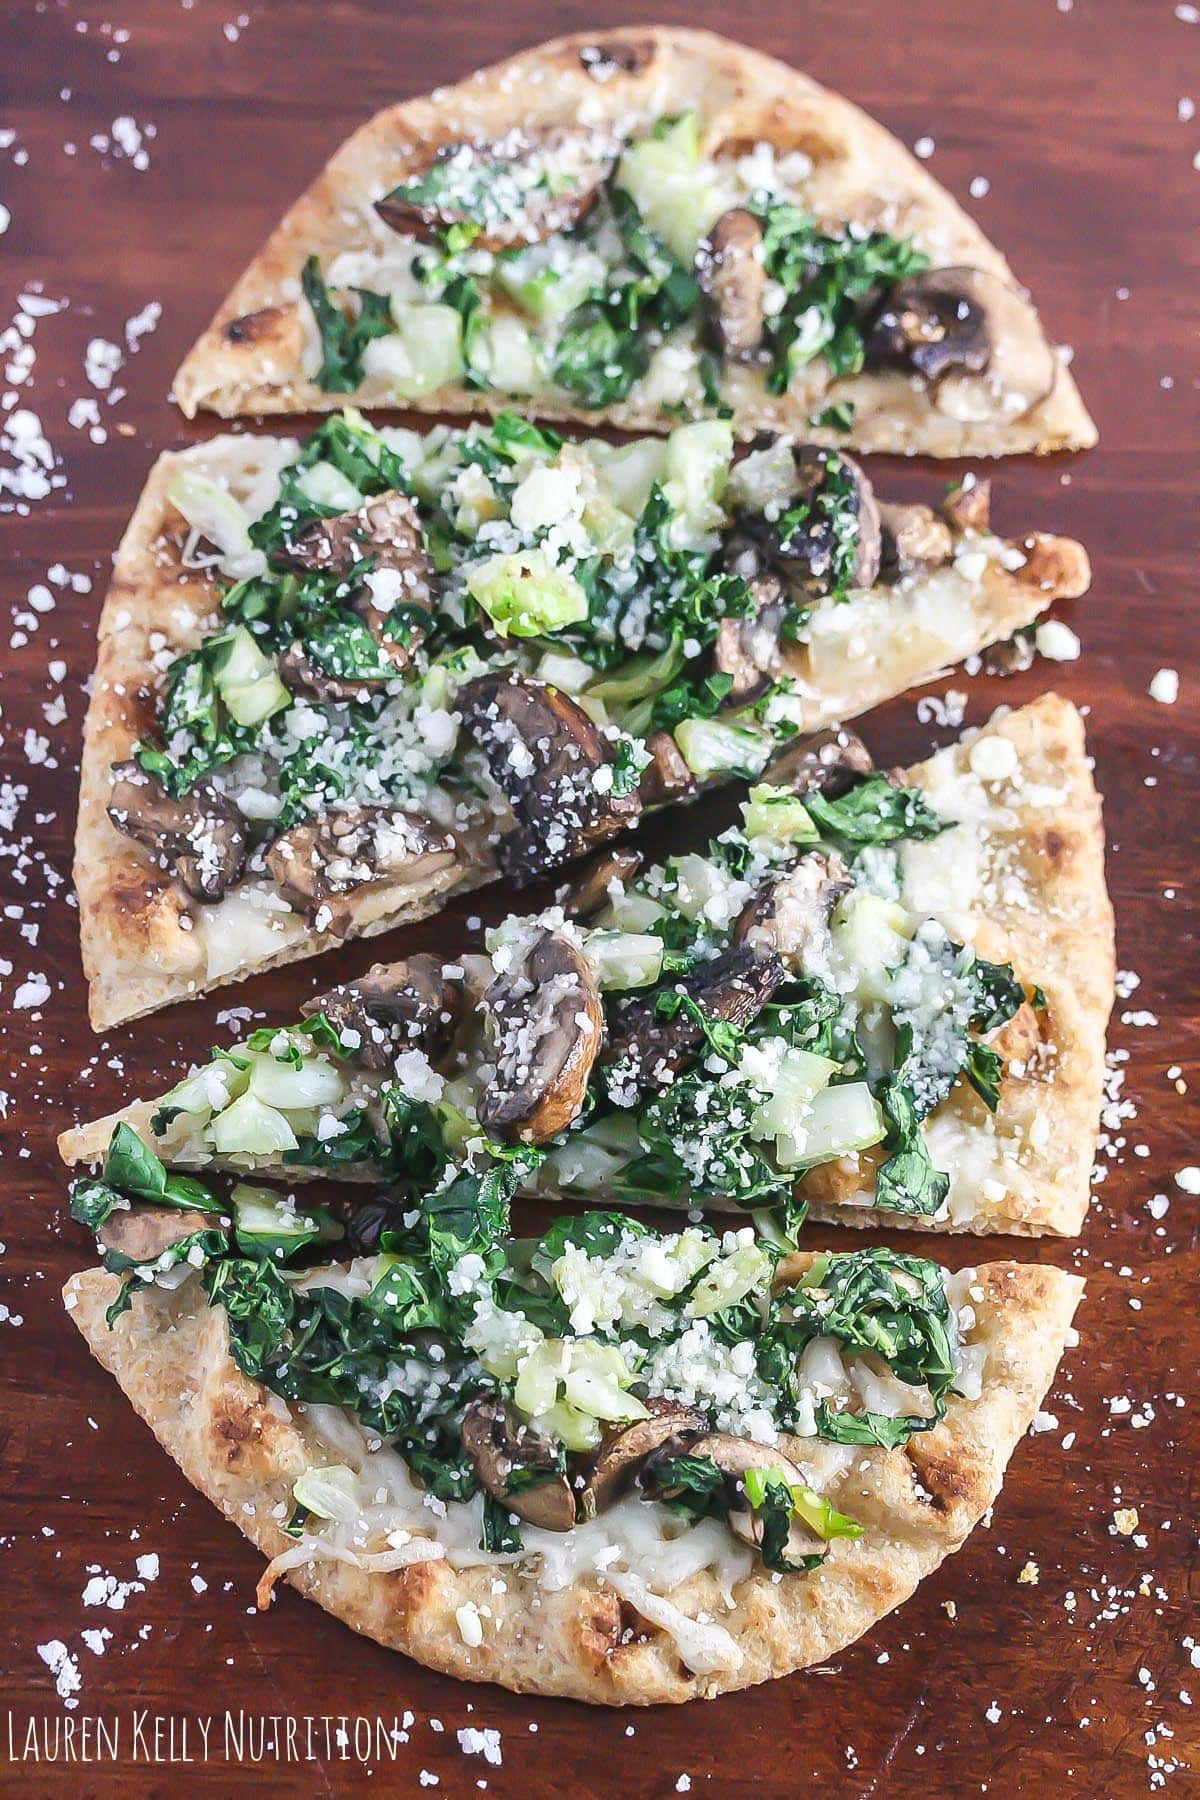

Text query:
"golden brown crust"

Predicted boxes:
[[171, 28, 1095, 456], [63, 1256, 1082, 1704]]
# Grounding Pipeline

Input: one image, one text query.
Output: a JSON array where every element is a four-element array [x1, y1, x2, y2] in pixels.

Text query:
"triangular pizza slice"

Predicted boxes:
[[172, 28, 1095, 458], [64, 1168, 1083, 1703], [63, 696, 1113, 1237], [75, 409, 1089, 1031]]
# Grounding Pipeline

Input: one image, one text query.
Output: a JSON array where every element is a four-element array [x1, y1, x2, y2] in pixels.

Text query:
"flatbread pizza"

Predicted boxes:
[[172, 29, 1096, 458], [63, 1143, 1082, 1704], [75, 409, 1088, 1032], [64, 695, 1113, 1237]]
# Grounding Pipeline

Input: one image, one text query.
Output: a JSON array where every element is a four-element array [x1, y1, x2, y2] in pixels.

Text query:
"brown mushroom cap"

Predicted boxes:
[[302, 953, 461, 1068], [603, 944, 784, 1095], [460, 1398, 576, 1532], [942, 476, 992, 535], [278, 491, 435, 680], [732, 850, 851, 966], [580, 1400, 706, 1518], [266, 806, 456, 933], [865, 267, 1057, 419], [643, 1431, 823, 1560], [697, 208, 767, 362], [374, 128, 617, 253], [457, 672, 642, 884], [559, 847, 643, 923], [98, 1205, 219, 1265], [760, 725, 874, 800], [877, 502, 953, 582], [478, 931, 604, 1145], [108, 760, 247, 904], [638, 730, 696, 808], [773, 445, 882, 594]]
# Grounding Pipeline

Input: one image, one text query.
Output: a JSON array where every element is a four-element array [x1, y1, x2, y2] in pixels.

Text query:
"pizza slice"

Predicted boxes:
[[172, 28, 1096, 458], [63, 695, 1113, 1237], [76, 408, 1089, 1032], [64, 1150, 1083, 1703]]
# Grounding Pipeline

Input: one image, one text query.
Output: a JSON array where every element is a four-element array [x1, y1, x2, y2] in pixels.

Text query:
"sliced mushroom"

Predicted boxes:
[[864, 267, 1057, 420], [266, 806, 456, 933], [461, 1398, 576, 1532], [603, 945, 784, 1094], [98, 1205, 219, 1265], [645, 1433, 825, 1563], [341, 1186, 409, 1256], [942, 476, 991, 534], [458, 672, 642, 883], [761, 726, 874, 800], [712, 605, 788, 705], [375, 128, 616, 252], [741, 444, 882, 596], [732, 850, 851, 966], [108, 760, 247, 903], [277, 642, 385, 705], [578, 39, 655, 79], [302, 953, 461, 1068], [638, 730, 696, 807], [279, 491, 435, 677], [580, 1399, 706, 1519], [559, 847, 643, 922], [478, 931, 603, 1144], [981, 629, 1036, 677], [696, 208, 767, 362], [877, 502, 953, 582]]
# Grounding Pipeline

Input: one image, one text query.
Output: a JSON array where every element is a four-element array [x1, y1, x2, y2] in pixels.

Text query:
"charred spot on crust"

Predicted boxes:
[[904, 1436, 974, 1516], [223, 306, 289, 346], [578, 39, 655, 78]]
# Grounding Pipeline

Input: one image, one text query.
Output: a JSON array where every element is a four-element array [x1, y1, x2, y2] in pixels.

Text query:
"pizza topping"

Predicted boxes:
[[71, 1133, 980, 1577], [579, 1400, 707, 1518], [603, 944, 785, 1097], [128, 413, 1074, 953], [743, 444, 882, 597], [302, 955, 461, 1069], [478, 932, 604, 1145], [107, 760, 248, 903], [460, 1399, 576, 1531], [638, 729, 697, 806], [278, 489, 436, 674], [865, 267, 1058, 420], [97, 1204, 221, 1266], [696, 208, 768, 362], [761, 725, 874, 799], [458, 672, 643, 882], [559, 846, 643, 922], [730, 851, 851, 965], [877, 501, 954, 581], [374, 128, 617, 252], [266, 805, 456, 931]]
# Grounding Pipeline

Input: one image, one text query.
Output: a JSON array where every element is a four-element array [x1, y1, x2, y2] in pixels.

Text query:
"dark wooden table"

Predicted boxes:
[[1, 1, 1196, 1793]]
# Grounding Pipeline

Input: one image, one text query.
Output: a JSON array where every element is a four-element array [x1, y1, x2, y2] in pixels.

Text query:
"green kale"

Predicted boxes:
[[874, 1074, 951, 1216], [285, 1108, 388, 1172], [769, 1247, 957, 1444], [803, 775, 944, 847], [750, 202, 927, 394], [553, 191, 699, 408], [302, 258, 395, 392], [480, 1494, 524, 1554], [622, 1069, 791, 1208]]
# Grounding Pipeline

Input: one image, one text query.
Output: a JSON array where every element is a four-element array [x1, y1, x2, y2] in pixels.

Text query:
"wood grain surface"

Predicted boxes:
[[1, 1, 1197, 1793]]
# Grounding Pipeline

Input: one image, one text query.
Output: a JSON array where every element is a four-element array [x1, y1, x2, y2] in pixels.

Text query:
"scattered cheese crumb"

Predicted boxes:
[[1148, 668, 1179, 704]]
